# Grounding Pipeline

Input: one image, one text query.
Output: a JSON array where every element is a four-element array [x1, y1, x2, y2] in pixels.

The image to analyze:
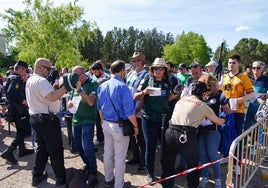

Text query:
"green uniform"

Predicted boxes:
[[71, 78, 98, 126], [140, 77, 171, 121]]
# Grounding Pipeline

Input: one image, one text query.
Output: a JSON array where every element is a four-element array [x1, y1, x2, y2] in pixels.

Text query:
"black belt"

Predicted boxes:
[[199, 124, 217, 131], [103, 119, 120, 124], [168, 124, 196, 132]]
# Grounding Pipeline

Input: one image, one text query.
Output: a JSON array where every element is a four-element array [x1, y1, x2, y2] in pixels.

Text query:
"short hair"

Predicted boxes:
[[110, 60, 125, 74], [165, 61, 174, 68], [191, 81, 208, 100], [229, 54, 241, 62], [91, 63, 103, 71]]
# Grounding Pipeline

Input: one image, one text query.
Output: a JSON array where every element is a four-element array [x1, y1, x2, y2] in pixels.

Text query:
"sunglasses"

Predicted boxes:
[[42, 65, 52, 71], [153, 67, 165, 71], [131, 59, 139, 63], [252, 67, 261, 70]]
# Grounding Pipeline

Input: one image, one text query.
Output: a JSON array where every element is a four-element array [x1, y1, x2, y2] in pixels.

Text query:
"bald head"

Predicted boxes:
[[34, 58, 53, 77]]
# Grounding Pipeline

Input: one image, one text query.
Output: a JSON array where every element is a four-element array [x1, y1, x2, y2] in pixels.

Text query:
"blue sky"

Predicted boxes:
[[1, 0, 268, 52]]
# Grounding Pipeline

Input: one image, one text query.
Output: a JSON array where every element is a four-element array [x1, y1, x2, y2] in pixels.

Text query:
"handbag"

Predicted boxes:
[[107, 85, 134, 136]]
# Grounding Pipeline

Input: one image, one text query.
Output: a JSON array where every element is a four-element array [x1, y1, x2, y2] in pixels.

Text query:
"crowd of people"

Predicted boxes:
[[0, 52, 267, 188]]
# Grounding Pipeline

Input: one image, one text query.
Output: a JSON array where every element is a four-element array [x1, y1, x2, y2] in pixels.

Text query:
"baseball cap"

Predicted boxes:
[[205, 60, 218, 67]]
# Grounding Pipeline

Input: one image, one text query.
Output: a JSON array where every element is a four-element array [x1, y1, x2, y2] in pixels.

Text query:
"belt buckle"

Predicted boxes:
[[179, 129, 187, 143]]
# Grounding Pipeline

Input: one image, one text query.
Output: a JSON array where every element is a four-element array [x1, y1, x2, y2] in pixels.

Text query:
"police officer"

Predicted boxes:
[[1, 60, 34, 164]]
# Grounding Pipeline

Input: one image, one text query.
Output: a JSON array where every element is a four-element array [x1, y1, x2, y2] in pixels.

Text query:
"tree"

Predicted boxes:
[[0, 0, 95, 69], [163, 31, 212, 66], [230, 38, 268, 67]]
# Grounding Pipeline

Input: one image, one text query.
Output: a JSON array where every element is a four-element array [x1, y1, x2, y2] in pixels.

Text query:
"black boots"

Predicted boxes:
[[1, 146, 17, 164], [18, 144, 34, 157]]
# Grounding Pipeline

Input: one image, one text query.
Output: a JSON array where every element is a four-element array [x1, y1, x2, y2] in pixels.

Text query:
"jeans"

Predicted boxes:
[[72, 123, 97, 172], [141, 117, 163, 176], [95, 112, 104, 142], [198, 130, 221, 179], [233, 113, 245, 136]]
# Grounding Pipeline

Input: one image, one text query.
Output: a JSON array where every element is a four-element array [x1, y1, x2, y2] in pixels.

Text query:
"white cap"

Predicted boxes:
[[205, 60, 218, 67]]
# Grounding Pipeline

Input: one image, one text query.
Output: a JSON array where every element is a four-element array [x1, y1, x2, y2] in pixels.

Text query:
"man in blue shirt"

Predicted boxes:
[[97, 60, 138, 188]]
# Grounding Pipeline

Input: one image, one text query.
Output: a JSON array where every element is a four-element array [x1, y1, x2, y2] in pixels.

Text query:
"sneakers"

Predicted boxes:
[[32, 172, 48, 187], [199, 177, 208, 188], [215, 179, 222, 188], [233, 164, 241, 175], [104, 178, 114, 188], [126, 158, 140, 165]]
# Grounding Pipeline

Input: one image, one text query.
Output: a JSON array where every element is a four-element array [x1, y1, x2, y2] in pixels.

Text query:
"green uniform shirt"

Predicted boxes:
[[140, 77, 171, 121], [71, 78, 98, 126]]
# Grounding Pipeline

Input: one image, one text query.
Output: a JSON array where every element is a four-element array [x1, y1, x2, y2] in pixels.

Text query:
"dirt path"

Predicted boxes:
[[0, 120, 264, 188]]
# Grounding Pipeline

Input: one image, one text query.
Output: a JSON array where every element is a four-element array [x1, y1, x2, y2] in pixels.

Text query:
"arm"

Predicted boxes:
[[127, 114, 139, 135], [237, 91, 254, 104], [45, 86, 67, 102], [209, 115, 225, 125], [79, 92, 96, 107]]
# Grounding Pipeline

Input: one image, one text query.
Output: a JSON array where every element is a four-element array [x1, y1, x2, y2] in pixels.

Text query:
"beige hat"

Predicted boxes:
[[151, 57, 166, 67], [206, 60, 218, 67], [131, 52, 145, 62]]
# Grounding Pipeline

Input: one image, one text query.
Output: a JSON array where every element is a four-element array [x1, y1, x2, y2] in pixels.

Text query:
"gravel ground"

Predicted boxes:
[[0, 120, 266, 188]]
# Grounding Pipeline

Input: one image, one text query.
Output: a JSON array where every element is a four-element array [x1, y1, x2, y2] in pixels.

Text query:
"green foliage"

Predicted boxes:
[[163, 31, 212, 66]]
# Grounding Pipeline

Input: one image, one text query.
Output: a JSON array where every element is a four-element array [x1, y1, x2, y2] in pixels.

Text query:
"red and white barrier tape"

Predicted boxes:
[[139, 157, 228, 188]]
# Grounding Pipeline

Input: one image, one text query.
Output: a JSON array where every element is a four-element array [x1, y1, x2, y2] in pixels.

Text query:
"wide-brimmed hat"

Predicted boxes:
[[151, 58, 167, 67], [131, 52, 145, 62]]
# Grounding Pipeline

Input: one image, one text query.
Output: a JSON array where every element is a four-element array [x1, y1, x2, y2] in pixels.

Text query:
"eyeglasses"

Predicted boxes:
[[41, 65, 52, 72], [153, 67, 165, 71], [252, 67, 262, 70]]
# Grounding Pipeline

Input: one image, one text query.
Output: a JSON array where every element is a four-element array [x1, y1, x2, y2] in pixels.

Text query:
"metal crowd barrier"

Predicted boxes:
[[226, 117, 268, 188]]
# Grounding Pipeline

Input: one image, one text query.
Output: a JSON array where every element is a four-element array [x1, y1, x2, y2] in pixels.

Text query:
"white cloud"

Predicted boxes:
[[235, 26, 250, 32]]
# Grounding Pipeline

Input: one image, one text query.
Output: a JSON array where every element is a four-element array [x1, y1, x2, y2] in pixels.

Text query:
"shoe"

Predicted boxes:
[[199, 177, 208, 188], [215, 179, 222, 188], [233, 165, 241, 175], [104, 178, 114, 188], [18, 144, 34, 157], [137, 165, 146, 171], [32, 172, 48, 187], [93, 140, 104, 146], [126, 158, 140, 165], [55, 177, 66, 186], [1, 146, 17, 164], [146, 173, 157, 185]]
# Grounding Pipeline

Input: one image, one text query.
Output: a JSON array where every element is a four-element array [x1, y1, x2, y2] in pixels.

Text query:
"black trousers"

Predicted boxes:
[[10, 104, 30, 147], [31, 115, 66, 179], [161, 125, 199, 188]]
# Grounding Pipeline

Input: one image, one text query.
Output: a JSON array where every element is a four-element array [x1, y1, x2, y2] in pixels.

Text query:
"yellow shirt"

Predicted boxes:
[[221, 73, 253, 113]]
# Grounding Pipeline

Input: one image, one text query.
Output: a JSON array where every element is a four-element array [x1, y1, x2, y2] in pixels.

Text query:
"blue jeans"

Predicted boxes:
[[141, 117, 164, 175], [198, 130, 221, 179], [72, 123, 97, 172]]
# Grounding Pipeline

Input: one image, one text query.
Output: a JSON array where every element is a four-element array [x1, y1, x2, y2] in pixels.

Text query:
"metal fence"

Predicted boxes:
[[225, 117, 268, 188]]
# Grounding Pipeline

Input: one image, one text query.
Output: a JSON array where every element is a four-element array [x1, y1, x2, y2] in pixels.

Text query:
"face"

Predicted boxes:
[[131, 59, 143, 71], [40, 62, 53, 77], [91, 69, 102, 78], [190, 67, 202, 80], [17, 66, 28, 77], [152, 67, 165, 80], [228, 58, 240, 72], [252, 64, 264, 77], [75, 69, 87, 84]]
